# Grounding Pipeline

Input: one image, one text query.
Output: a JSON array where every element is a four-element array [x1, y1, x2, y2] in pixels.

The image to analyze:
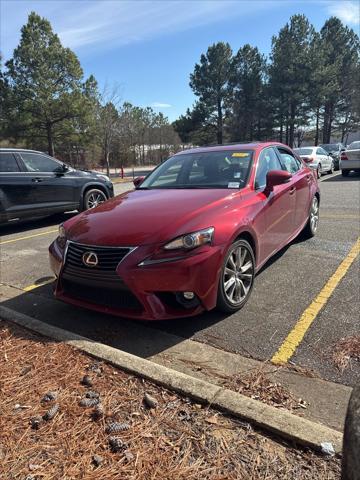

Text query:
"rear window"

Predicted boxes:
[[0, 152, 20, 172], [294, 148, 313, 155]]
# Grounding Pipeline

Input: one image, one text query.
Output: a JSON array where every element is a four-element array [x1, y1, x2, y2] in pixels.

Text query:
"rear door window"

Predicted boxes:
[[277, 148, 301, 174], [20, 153, 59, 172], [0, 152, 20, 172]]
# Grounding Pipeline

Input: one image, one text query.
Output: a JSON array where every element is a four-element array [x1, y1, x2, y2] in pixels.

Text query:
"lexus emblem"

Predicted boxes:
[[82, 251, 98, 267]]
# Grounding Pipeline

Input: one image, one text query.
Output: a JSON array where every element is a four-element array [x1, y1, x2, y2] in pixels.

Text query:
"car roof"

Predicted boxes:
[[0, 148, 45, 154], [175, 142, 287, 156]]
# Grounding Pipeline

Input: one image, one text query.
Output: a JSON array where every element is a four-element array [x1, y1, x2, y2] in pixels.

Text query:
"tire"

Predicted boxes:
[[82, 188, 108, 211], [328, 161, 334, 174], [317, 164, 322, 179], [302, 196, 319, 239], [342, 170, 349, 177], [216, 239, 255, 314]]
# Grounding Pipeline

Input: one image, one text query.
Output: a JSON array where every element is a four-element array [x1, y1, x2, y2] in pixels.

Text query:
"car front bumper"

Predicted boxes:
[[49, 239, 225, 320]]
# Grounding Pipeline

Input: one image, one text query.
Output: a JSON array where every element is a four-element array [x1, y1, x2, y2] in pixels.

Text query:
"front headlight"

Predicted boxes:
[[164, 227, 214, 250]]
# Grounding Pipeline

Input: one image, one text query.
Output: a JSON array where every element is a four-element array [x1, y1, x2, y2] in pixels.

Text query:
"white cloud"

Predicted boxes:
[[1, 0, 281, 57], [327, 1, 360, 25], [151, 102, 172, 108]]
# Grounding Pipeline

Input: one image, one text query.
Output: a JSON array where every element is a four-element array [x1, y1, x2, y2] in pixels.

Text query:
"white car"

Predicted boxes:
[[293, 146, 334, 178], [341, 141, 360, 176]]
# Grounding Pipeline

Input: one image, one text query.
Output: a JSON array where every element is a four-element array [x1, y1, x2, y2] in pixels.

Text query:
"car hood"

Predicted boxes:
[[64, 188, 239, 246]]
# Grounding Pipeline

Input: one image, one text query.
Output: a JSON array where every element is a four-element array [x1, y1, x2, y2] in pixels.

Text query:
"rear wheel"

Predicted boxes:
[[303, 196, 319, 238], [217, 239, 255, 314], [342, 170, 349, 177], [82, 189, 107, 211], [317, 164, 322, 179]]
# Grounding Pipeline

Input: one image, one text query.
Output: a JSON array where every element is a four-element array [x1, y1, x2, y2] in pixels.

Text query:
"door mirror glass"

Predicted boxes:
[[133, 176, 145, 188]]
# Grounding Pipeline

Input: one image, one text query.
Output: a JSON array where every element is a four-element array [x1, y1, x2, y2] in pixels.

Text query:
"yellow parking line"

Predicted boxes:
[[23, 278, 55, 292], [0, 229, 58, 245], [271, 237, 360, 365]]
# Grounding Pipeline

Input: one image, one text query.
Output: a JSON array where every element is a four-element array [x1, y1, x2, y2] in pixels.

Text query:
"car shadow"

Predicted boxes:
[[0, 212, 78, 238], [321, 171, 360, 182]]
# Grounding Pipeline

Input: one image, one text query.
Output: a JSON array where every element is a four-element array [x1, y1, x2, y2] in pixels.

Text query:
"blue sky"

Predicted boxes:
[[1, 0, 359, 121]]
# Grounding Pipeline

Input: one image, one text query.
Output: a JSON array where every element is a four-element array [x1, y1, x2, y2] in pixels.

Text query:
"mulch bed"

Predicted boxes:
[[0, 319, 340, 479]]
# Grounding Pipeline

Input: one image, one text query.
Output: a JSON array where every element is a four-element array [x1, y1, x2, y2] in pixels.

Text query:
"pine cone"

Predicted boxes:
[[30, 415, 43, 430], [41, 391, 58, 402], [108, 436, 127, 453], [79, 397, 99, 408], [105, 422, 130, 434], [91, 403, 104, 421], [81, 375, 93, 387], [43, 403, 59, 421], [85, 390, 100, 399]]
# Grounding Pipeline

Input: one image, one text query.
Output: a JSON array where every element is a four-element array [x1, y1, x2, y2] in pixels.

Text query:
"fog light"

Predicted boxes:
[[183, 291, 195, 300]]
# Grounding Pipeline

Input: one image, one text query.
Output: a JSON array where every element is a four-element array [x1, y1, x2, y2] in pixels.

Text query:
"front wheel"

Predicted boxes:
[[82, 189, 108, 211], [216, 239, 255, 314], [303, 196, 319, 238], [342, 170, 349, 177], [317, 164, 322, 179], [328, 161, 334, 174]]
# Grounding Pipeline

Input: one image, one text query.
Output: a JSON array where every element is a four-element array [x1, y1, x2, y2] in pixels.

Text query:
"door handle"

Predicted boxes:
[[32, 177, 44, 183], [289, 186, 296, 195]]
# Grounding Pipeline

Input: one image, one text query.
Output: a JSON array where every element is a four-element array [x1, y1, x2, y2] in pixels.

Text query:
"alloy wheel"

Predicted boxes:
[[223, 244, 254, 306], [87, 191, 107, 209], [310, 196, 319, 234]]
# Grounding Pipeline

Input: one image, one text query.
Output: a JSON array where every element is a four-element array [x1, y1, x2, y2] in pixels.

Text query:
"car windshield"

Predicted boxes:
[[348, 141, 360, 150], [138, 150, 253, 189], [294, 148, 313, 155], [321, 144, 338, 152]]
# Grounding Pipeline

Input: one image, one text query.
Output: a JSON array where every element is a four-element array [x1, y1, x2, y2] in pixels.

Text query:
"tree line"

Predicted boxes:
[[173, 15, 360, 148], [0, 12, 181, 173]]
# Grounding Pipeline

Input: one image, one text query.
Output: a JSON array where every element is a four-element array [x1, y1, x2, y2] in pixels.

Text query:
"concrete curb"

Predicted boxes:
[[0, 305, 343, 454]]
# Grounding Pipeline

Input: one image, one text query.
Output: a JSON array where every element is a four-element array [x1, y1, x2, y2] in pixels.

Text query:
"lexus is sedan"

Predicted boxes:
[[49, 142, 320, 320]]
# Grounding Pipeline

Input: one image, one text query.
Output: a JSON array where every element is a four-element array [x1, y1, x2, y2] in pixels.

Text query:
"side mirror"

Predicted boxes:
[[341, 148, 346, 152], [54, 163, 69, 175], [265, 170, 292, 192], [133, 176, 145, 188]]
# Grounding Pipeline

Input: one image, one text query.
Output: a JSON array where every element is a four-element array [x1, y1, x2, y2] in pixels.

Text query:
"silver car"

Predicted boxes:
[[294, 146, 334, 178], [341, 141, 360, 176]]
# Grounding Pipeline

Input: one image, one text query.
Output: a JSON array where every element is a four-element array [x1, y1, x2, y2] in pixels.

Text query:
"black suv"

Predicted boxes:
[[0, 149, 114, 225]]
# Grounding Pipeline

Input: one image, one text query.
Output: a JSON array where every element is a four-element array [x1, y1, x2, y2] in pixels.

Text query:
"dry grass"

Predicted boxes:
[[330, 336, 360, 372], [0, 320, 340, 480], [227, 365, 308, 412]]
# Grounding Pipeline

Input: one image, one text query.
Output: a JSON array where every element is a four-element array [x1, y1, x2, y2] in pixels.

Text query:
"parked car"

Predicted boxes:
[[49, 142, 319, 321], [0, 148, 114, 225], [319, 143, 346, 170], [293, 146, 334, 178], [340, 141, 360, 176]]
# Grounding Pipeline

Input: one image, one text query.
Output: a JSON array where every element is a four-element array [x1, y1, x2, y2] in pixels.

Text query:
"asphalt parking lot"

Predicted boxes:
[[1, 172, 359, 387]]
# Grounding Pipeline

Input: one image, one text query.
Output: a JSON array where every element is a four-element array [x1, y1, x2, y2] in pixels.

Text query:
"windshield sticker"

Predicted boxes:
[[232, 152, 248, 158], [228, 182, 240, 188], [233, 172, 241, 178]]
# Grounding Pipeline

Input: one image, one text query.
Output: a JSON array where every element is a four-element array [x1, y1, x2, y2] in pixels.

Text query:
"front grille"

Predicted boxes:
[[62, 279, 142, 310], [61, 242, 142, 310], [65, 242, 132, 271]]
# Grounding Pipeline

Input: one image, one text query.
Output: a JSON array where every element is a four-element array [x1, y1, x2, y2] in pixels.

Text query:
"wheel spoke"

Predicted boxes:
[[241, 261, 252, 273], [224, 276, 235, 292], [225, 266, 236, 276]]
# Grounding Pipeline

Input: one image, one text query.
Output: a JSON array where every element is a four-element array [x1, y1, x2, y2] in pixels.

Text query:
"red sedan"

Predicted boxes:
[[49, 142, 320, 320]]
